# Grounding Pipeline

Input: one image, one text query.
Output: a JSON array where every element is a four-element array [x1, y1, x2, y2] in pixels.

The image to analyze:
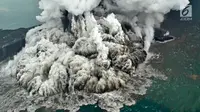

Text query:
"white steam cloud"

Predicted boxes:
[[2, 0, 189, 112], [37, 0, 189, 50]]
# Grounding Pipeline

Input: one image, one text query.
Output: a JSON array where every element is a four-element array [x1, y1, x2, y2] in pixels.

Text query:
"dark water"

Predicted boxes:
[[146, 22, 200, 112]]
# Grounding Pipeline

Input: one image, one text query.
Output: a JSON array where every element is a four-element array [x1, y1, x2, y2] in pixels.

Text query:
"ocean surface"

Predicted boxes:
[[0, 0, 40, 29], [0, 0, 200, 112]]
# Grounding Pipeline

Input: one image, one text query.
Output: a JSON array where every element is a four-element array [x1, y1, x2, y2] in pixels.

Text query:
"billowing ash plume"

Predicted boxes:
[[3, 0, 189, 112], [36, 0, 189, 51]]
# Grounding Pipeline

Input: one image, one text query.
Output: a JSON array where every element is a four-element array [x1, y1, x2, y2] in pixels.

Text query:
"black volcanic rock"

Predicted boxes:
[[61, 10, 72, 32], [154, 28, 176, 42]]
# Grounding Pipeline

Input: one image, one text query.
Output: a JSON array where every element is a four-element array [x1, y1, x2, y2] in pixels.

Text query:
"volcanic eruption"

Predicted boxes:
[[2, 0, 189, 112]]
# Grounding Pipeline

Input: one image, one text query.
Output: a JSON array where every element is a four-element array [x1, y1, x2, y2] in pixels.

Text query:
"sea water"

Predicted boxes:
[[0, 0, 40, 29]]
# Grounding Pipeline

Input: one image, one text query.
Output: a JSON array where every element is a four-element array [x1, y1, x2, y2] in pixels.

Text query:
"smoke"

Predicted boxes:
[[36, 0, 101, 22], [2, 0, 189, 112]]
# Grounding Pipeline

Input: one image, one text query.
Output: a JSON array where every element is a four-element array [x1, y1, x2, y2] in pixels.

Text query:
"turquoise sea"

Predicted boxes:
[[1, 0, 200, 112]]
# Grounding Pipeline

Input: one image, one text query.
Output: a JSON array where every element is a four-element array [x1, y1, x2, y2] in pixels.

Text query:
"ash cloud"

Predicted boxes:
[[2, 0, 189, 112]]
